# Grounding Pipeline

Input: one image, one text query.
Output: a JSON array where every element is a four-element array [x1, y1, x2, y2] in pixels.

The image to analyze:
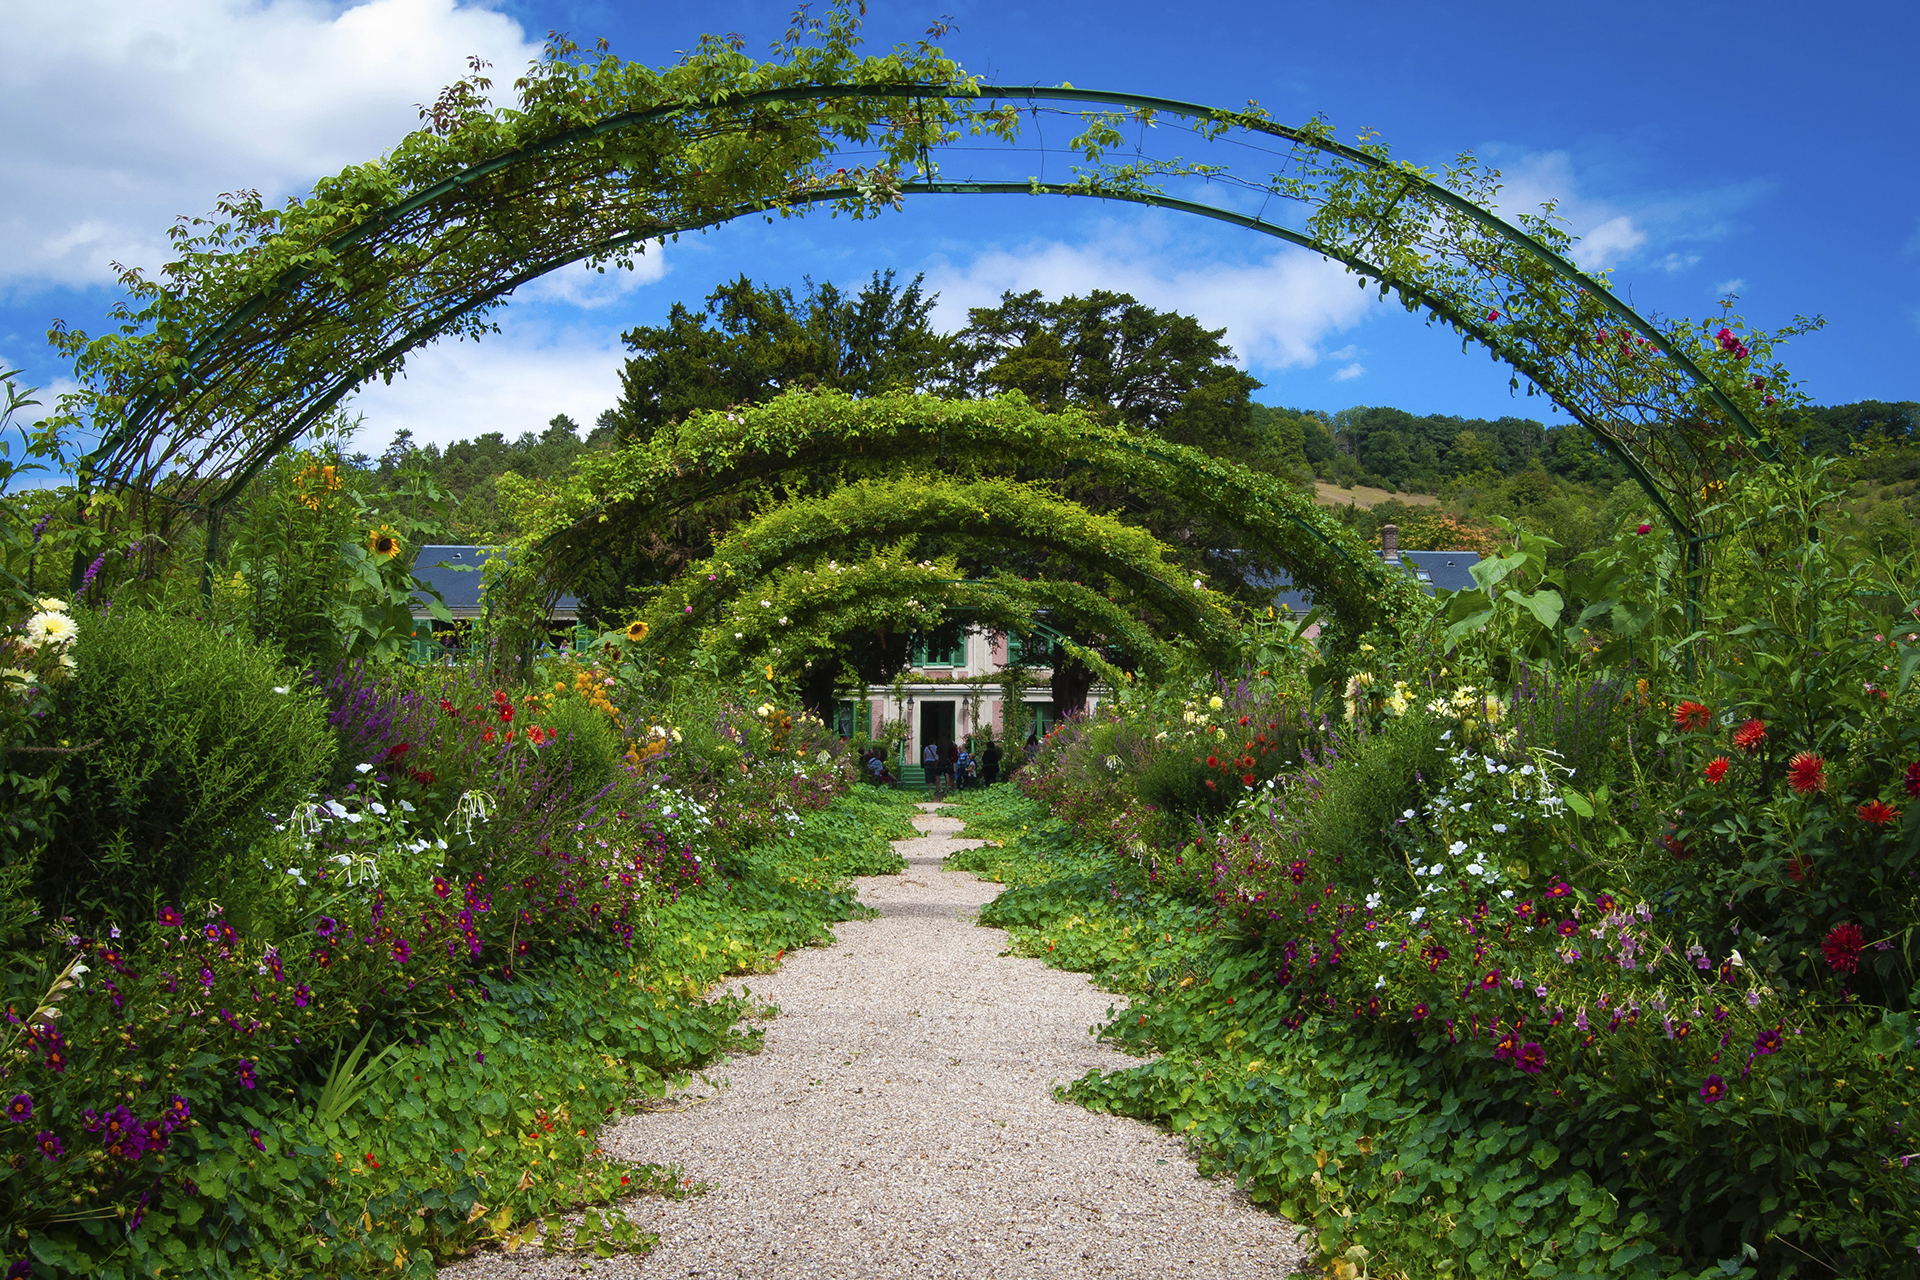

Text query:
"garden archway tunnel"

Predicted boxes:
[[65, 28, 1786, 621]]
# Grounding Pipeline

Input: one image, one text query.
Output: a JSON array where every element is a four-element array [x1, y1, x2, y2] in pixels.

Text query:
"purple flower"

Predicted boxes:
[[1517, 1042, 1545, 1074], [198, 967, 215, 990], [1755, 1028, 1783, 1055], [390, 939, 411, 964], [81, 1108, 102, 1134], [162, 1096, 191, 1131], [33, 1131, 61, 1162], [1699, 1074, 1728, 1103], [315, 917, 337, 938], [7, 1259, 30, 1279], [236, 1059, 257, 1090], [5, 1094, 32, 1124], [247, 1128, 264, 1151], [474, 1051, 485, 1064], [156, 906, 184, 927], [292, 983, 312, 1008]]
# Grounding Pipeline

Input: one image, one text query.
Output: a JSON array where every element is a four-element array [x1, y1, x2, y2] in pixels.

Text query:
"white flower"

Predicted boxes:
[[1409, 907, 1426, 925], [23, 611, 77, 649], [734, 633, 743, 640], [1465, 863, 1485, 876], [355, 762, 373, 774], [35, 597, 67, 614], [1208, 695, 1224, 711], [759, 599, 771, 608], [1193, 579, 1204, 590], [0, 668, 34, 688], [1500, 889, 1515, 899], [1365, 892, 1382, 910], [1491, 823, 1508, 834], [1402, 808, 1415, 819], [272, 686, 290, 695], [671, 728, 682, 743], [368, 802, 388, 816], [1448, 840, 1468, 857], [778, 616, 789, 625], [1374, 974, 1386, 988]]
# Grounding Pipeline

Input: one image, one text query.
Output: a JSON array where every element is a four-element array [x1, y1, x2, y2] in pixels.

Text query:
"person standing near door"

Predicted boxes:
[[981, 736, 1001, 786], [922, 737, 943, 796]]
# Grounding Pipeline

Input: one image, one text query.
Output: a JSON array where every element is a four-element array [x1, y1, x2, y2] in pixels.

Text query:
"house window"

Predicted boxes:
[[912, 625, 966, 667]]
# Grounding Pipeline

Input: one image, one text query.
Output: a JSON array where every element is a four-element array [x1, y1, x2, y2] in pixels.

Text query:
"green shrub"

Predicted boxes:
[[541, 697, 621, 802], [34, 607, 335, 920], [1298, 711, 1442, 871]]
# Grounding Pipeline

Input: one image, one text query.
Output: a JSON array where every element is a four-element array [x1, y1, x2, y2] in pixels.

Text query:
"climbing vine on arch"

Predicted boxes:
[[47, 0, 1811, 605]]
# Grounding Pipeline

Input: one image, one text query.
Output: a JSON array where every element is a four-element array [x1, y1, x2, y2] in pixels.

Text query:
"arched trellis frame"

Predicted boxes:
[[631, 473, 1243, 671], [674, 552, 1172, 684], [523, 389, 1418, 639], [57, 19, 1797, 611]]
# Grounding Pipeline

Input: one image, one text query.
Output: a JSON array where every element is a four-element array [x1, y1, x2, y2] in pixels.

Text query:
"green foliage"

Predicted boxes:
[[539, 696, 622, 803], [33, 606, 335, 919], [0, 750, 915, 1278]]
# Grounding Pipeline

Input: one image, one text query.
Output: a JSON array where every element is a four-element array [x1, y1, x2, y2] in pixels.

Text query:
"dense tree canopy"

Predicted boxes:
[[604, 271, 952, 444]]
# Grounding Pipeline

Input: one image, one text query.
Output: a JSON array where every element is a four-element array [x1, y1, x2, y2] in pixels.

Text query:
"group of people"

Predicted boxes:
[[919, 737, 1003, 797], [861, 733, 1042, 793]]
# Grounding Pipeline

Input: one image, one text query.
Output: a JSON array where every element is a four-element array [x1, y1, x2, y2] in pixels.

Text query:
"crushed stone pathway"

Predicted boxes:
[[444, 801, 1308, 1279]]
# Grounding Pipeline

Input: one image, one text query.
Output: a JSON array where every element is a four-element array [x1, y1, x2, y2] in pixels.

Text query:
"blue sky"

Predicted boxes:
[[1, 0, 1914, 455]]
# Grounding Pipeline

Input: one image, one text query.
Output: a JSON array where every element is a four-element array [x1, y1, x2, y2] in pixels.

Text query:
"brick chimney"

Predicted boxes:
[[1381, 523, 1400, 563]]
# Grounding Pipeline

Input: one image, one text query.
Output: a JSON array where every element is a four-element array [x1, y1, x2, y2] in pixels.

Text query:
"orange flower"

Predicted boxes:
[[1857, 799, 1899, 826], [1703, 757, 1729, 785], [1732, 718, 1767, 753], [1672, 700, 1713, 732], [368, 525, 402, 561], [1787, 751, 1825, 794]]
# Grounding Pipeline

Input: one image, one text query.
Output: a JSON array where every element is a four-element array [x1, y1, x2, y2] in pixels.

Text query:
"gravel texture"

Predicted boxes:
[[442, 802, 1309, 1279]]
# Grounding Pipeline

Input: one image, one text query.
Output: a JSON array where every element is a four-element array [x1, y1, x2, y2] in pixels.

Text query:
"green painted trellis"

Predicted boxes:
[[59, 23, 1794, 632]]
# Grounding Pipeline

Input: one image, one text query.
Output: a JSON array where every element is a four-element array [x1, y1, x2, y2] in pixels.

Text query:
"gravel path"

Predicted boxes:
[[443, 801, 1308, 1279]]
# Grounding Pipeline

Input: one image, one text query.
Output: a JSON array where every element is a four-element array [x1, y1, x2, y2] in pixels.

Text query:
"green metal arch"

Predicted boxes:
[[77, 74, 1756, 607], [636, 474, 1243, 667]]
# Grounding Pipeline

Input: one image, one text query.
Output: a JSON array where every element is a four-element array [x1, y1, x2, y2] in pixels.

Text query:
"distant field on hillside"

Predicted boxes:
[[1312, 481, 1440, 509]]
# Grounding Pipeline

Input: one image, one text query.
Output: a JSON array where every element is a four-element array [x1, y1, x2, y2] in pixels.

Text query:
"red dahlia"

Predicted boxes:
[[1672, 700, 1713, 732], [1787, 751, 1825, 794], [1732, 718, 1767, 753], [1857, 800, 1900, 826], [1703, 757, 1730, 785], [1822, 922, 1865, 974]]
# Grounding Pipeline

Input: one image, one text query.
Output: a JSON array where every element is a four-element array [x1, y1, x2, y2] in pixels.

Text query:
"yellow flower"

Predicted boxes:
[[368, 526, 403, 561], [625, 619, 650, 644]]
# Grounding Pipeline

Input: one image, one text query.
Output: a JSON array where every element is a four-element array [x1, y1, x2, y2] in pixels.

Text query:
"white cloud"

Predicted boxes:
[[1715, 278, 1747, 296], [1331, 363, 1365, 382], [1490, 152, 1647, 272], [343, 316, 629, 452], [922, 221, 1376, 373], [517, 253, 672, 309], [0, 0, 541, 291]]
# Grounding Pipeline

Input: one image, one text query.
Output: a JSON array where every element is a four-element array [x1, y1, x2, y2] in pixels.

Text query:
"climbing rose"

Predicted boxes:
[[1787, 752, 1825, 794], [1822, 923, 1865, 974], [1672, 701, 1713, 732], [1703, 757, 1730, 785], [1857, 800, 1899, 826], [1636, 524, 1652, 535], [1732, 718, 1767, 753]]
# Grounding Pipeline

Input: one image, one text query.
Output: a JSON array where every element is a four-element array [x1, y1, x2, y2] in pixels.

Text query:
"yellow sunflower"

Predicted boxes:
[[625, 619, 650, 643], [368, 525, 403, 561]]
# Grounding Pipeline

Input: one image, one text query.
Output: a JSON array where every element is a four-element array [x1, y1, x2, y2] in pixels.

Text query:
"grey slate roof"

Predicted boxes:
[[1255, 549, 1484, 617], [409, 545, 580, 619]]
